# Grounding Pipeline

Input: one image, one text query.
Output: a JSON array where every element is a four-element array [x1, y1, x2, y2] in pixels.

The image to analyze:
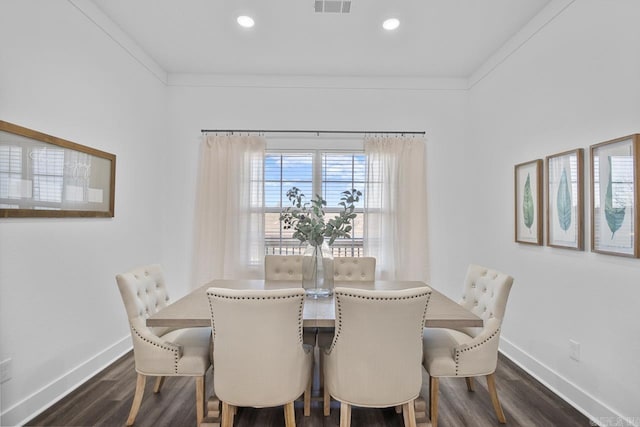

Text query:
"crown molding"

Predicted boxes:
[[468, 0, 576, 89], [167, 73, 468, 91], [68, 0, 168, 84]]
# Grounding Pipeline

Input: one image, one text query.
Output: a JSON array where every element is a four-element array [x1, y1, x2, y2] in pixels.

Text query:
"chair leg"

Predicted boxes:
[[395, 405, 403, 414], [323, 377, 331, 416], [221, 402, 235, 427], [196, 376, 205, 426], [153, 376, 165, 393], [284, 401, 296, 427], [126, 373, 146, 426], [429, 377, 439, 427], [402, 399, 417, 427], [486, 373, 506, 423], [340, 402, 351, 427], [304, 372, 312, 416], [465, 377, 475, 392], [319, 349, 324, 389]]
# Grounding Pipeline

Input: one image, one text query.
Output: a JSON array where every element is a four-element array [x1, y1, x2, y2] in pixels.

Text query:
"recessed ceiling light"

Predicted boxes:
[[382, 18, 400, 31], [237, 15, 255, 28]]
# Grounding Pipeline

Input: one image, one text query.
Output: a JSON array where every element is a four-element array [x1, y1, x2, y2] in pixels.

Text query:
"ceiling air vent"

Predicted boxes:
[[315, 0, 351, 13]]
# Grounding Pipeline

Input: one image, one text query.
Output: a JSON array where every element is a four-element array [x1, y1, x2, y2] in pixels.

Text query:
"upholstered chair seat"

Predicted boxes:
[[422, 264, 514, 427], [207, 287, 313, 426], [116, 264, 211, 426], [155, 328, 211, 374], [323, 286, 431, 427]]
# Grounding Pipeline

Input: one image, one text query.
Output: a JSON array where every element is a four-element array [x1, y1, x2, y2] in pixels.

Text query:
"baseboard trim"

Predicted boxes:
[[0, 336, 132, 427], [500, 337, 637, 427]]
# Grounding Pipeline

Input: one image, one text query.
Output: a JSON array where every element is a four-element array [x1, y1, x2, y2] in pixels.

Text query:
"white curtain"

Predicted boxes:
[[364, 136, 429, 282], [192, 135, 265, 287]]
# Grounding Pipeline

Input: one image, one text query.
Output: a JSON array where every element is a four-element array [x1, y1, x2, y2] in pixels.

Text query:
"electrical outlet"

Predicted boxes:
[[569, 340, 580, 362], [0, 358, 11, 383]]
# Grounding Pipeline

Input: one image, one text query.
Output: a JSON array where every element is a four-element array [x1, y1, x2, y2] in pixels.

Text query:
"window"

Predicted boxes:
[[0, 145, 22, 207], [32, 147, 65, 204], [264, 150, 366, 256], [1, 145, 97, 210]]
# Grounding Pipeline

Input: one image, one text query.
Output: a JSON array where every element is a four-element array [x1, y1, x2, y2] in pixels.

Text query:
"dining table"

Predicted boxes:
[[146, 279, 481, 425], [147, 279, 482, 329]]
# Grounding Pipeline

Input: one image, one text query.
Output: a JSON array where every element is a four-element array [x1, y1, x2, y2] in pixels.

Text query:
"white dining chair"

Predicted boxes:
[[207, 287, 313, 426], [422, 264, 514, 427], [116, 264, 211, 426], [319, 256, 377, 413], [264, 254, 304, 281], [323, 286, 431, 427], [332, 256, 376, 281]]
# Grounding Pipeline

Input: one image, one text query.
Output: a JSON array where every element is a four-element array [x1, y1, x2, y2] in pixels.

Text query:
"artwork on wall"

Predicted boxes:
[[590, 134, 639, 257], [0, 120, 116, 218], [546, 149, 584, 250], [515, 159, 543, 245]]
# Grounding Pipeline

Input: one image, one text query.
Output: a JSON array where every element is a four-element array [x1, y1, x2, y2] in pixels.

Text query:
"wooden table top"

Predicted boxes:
[[147, 279, 482, 329]]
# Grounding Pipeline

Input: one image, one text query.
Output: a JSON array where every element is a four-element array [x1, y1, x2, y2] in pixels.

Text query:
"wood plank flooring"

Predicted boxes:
[[26, 352, 588, 427]]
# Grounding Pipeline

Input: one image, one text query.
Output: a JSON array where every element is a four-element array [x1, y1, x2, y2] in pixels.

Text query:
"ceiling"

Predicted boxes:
[[90, 0, 551, 78]]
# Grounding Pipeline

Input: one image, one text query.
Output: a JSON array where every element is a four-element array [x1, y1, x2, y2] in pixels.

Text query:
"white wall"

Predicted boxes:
[[467, 0, 640, 423], [164, 82, 470, 296], [0, 1, 167, 425]]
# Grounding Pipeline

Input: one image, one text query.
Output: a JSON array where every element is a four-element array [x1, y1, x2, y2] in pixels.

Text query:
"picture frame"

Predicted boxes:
[[515, 159, 543, 245], [0, 120, 116, 218], [546, 149, 584, 250], [590, 134, 639, 257]]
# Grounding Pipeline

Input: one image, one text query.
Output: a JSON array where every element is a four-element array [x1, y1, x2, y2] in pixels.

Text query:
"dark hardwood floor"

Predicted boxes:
[[26, 352, 589, 427]]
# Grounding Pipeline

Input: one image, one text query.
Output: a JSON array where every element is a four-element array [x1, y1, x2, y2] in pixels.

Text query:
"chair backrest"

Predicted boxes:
[[333, 256, 376, 281], [207, 287, 310, 407], [116, 264, 183, 373], [459, 264, 513, 321], [116, 264, 172, 336], [264, 255, 303, 281], [325, 286, 431, 407], [457, 264, 514, 337]]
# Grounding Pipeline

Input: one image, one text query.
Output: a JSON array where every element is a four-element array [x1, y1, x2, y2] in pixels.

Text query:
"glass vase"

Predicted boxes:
[[302, 241, 334, 298]]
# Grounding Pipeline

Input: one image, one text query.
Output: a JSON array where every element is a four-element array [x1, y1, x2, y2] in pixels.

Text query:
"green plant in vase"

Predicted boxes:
[[280, 187, 362, 297]]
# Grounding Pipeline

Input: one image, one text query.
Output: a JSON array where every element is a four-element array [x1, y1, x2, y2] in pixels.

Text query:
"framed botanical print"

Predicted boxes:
[[546, 149, 584, 250], [515, 159, 543, 245], [590, 134, 639, 257]]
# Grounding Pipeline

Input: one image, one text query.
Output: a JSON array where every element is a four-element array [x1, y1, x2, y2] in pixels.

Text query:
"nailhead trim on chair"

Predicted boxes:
[[207, 293, 306, 344], [421, 293, 432, 340], [453, 327, 501, 376], [328, 290, 432, 353], [331, 298, 343, 353], [207, 298, 217, 342], [131, 325, 180, 373]]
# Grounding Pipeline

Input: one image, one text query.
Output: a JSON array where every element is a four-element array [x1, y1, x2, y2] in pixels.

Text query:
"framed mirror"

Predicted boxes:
[[0, 120, 116, 218]]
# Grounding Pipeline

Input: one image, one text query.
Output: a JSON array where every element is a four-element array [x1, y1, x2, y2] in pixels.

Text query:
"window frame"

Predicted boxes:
[[264, 148, 366, 256]]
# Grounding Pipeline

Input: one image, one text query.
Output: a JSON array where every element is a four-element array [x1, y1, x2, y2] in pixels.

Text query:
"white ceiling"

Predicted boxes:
[[90, 0, 551, 78]]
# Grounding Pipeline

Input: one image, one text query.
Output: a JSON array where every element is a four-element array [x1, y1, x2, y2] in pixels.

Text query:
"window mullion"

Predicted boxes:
[[313, 149, 322, 199]]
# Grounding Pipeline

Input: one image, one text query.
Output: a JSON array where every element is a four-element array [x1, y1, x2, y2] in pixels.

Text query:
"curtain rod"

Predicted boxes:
[[201, 129, 426, 135]]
